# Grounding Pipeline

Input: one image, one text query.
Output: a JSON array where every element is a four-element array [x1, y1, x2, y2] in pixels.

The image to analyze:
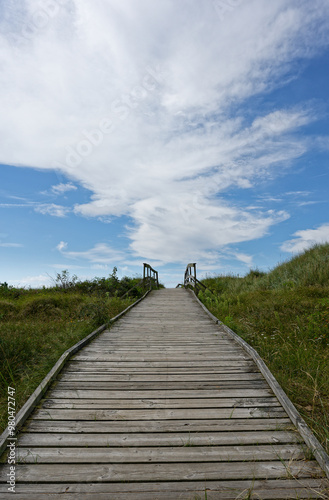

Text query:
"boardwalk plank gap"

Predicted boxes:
[[1, 288, 329, 499]]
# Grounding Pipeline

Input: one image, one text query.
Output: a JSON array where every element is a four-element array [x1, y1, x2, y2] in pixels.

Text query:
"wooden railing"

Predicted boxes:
[[143, 263, 159, 289], [180, 262, 207, 295], [121, 263, 159, 298]]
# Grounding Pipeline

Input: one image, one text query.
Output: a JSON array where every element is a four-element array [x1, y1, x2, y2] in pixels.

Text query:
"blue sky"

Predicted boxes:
[[0, 0, 329, 288]]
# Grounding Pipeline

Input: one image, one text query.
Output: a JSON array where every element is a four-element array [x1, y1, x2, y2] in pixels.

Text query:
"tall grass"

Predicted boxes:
[[0, 290, 134, 433], [199, 244, 329, 453]]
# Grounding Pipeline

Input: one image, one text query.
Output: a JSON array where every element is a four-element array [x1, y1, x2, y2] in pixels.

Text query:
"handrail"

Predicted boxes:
[[184, 263, 197, 287], [180, 262, 209, 295], [143, 262, 159, 289], [121, 263, 159, 299]]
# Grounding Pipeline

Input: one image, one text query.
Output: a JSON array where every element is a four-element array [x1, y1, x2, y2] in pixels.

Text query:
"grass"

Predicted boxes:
[[0, 289, 135, 434], [199, 244, 329, 454]]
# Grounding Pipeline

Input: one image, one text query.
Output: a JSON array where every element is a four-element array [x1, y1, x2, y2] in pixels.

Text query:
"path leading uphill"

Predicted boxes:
[[0, 288, 328, 498]]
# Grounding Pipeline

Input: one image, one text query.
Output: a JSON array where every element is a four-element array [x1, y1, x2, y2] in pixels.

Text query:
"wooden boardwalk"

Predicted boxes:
[[1, 288, 329, 498]]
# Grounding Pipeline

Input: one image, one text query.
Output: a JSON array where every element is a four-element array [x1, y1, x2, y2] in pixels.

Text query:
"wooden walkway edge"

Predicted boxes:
[[0, 288, 329, 499]]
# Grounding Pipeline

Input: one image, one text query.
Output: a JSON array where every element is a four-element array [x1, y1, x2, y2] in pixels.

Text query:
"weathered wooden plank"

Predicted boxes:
[[73, 354, 251, 361], [17, 430, 302, 447], [16, 444, 307, 463], [59, 373, 263, 382], [83, 345, 241, 350], [41, 397, 281, 409], [53, 380, 269, 390], [93, 340, 233, 345], [47, 388, 275, 399], [73, 353, 247, 361], [0, 461, 324, 483], [68, 360, 253, 367], [0, 487, 325, 499], [32, 407, 287, 420], [1, 478, 327, 496], [64, 365, 258, 373], [77, 347, 245, 354], [24, 418, 292, 433]]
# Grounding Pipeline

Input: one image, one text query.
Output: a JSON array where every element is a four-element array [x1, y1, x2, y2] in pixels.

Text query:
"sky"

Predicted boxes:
[[0, 0, 329, 288]]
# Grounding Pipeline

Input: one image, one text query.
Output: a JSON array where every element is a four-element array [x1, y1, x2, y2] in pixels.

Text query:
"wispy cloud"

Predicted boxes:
[[1, 1, 329, 264], [0, 202, 71, 217], [281, 223, 329, 253], [33, 203, 71, 217], [47, 182, 77, 196], [57, 241, 124, 264], [0, 243, 23, 248]]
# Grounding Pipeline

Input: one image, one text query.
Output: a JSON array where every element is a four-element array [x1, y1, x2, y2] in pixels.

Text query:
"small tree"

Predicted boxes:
[[55, 270, 78, 289]]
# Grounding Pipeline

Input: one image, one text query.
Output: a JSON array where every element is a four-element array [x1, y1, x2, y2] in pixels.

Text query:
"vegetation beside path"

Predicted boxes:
[[199, 244, 329, 453], [0, 268, 149, 433]]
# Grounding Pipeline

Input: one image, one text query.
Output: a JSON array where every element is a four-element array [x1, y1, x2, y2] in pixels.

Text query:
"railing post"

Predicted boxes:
[[143, 263, 159, 290], [183, 263, 197, 290]]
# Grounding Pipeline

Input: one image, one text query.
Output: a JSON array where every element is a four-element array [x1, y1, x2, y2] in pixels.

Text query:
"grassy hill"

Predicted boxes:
[[199, 243, 329, 453], [0, 270, 152, 433]]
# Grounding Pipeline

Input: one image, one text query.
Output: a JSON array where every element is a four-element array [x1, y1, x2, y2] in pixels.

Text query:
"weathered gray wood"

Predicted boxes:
[[58, 372, 263, 382], [32, 407, 287, 420], [41, 396, 281, 409], [17, 430, 302, 447], [16, 444, 307, 463], [53, 380, 270, 390], [80, 346, 244, 352], [0, 490, 324, 500], [48, 388, 275, 398], [22, 418, 293, 433], [0, 461, 324, 482], [64, 365, 258, 373], [72, 353, 249, 360], [72, 354, 251, 361], [1, 479, 328, 500], [68, 359, 254, 367]]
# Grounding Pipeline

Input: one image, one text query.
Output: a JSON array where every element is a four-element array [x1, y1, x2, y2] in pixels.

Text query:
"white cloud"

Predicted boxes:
[[57, 241, 124, 264], [129, 193, 289, 264], [50, 183, 77, 195], [56, 241, 68, 252], [10, 274, 51, 288], [34, 203, 70, 217], [1, 1, 329, 264], [232, 252, 254, 266], [0, 201, 70, 217], [281, 223, 329, 253]]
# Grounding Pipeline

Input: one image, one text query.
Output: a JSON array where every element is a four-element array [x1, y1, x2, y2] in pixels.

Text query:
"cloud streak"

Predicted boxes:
[[57, 241, 124, 264], [281, 223, 329, 253], [1, 1, 329, 265]]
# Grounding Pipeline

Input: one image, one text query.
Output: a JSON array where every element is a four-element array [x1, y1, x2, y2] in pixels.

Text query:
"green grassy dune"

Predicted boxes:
[[199, 243, 329, 453], [0, 270, 147, 433]]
